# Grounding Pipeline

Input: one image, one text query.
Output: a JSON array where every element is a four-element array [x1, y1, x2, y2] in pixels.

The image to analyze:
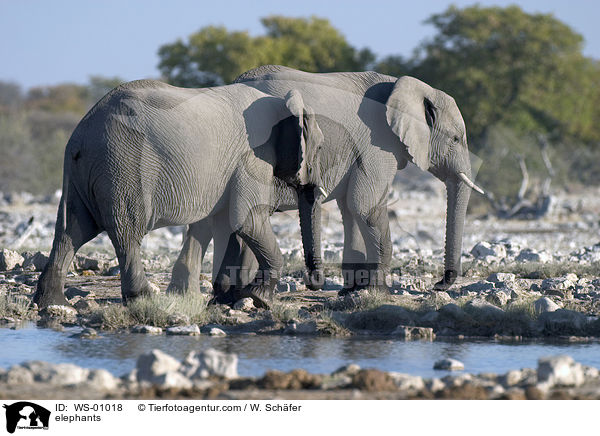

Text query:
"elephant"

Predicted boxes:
[[228, 65, 484, 292], [33, 79, 326, 309]]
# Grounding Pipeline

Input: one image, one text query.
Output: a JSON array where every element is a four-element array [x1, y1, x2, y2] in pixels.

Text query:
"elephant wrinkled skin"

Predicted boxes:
[[34, 80, 324, 308]]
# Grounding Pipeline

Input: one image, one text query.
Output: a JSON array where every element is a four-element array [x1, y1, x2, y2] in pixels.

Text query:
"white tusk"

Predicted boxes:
[[458, 172, 485, 195], [318, 186, 328, 197]]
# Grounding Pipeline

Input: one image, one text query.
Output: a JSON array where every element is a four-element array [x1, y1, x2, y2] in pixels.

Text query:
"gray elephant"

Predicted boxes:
[[230, 65, 483, 292], [34, 79, 325, 308]]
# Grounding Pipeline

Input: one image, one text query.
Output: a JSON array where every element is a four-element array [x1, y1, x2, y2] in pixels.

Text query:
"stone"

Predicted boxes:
[[392, 325, 435, 340], [167, 313, 190, 326], [333, 363, 361, 375], [21, 361, 89, 385], [419, 310, 440, 324], [153, 371, 193, 389], [86, 369, 120, 391], [501, 370, 523, 387], [208, 327, 227, 336], [136, 349, 181, 383], [537, 355, 584, 387], [132, 325, 163, 334], [388, 373, 425, 391], [582, 365, 600, 380], [259, 369, 322, 390], [439, 303, 466, 319], [351, 369, 397, 392], [64, 287, 90, 299], [486, 288, 510, 306], [533, 297, 560, 315], [538, 309, 588, 333], [464, 299, 505, 320], [515, 248, 552, 263], [426, 378, 446, 393], [0, 249, 23, 271], [44, 305, 78, 322], [73, 299, 99, 312], [541, 277, 575, 299], [5, 365, 34, 385], [166, 325, 200, 336], [78, 328, 98, 339], [461, 281, 495, 293], [73, 254, 102, 271], [182, 348, 238, 379], [322, 276, 344, 291], [21, 251, 49, 271], [284, 321, 318, 335], [277, 277, 299, 293], [434, 358, 465, 371], [487, 272, 516, 284], [471, 241, 506, 260], [233, 297, 255, 311]]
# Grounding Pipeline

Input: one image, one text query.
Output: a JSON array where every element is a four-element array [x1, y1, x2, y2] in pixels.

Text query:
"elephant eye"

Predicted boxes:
[[452, 135, 460, 144]]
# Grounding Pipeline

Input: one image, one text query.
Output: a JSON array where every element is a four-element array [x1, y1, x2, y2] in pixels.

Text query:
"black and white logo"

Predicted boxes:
[[3, 402, 50, 434]]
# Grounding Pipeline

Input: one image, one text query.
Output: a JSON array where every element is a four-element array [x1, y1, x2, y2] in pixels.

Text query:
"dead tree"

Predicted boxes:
[[484, 136, 554, 219]]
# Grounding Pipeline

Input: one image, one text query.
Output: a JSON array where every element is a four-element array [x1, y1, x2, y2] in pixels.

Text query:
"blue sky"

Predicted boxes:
[[1, 0, 598, 89]]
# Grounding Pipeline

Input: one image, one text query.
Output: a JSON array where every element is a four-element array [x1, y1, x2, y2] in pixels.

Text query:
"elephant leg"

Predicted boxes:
[[34, 190, 101, 308], [107, 231, 154, 304], [336, 197, 366, 295], [167, 219, 212, 294], [211, 227, 244, 305], [298, 186, 324, 290], [233, 207, 283, 309], [355, 202, 392, 291]]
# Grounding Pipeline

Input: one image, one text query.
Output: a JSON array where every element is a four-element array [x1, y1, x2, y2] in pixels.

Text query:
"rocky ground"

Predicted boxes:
[[2, 168, 600, 398], [1, 348, 599, 400]]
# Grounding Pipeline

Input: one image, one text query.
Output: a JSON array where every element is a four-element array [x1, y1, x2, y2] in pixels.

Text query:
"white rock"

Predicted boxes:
[[426, 378, 446, 392], [5, 366, 34, 385], [470, 241, 506, 260], [533, 297, 560, 315], [87, 369, 120, 390], [153, 371, 193, 389], [515, 248, 552, 263], [537, 355, 584, 387], [182, 348, 238, 379], [433, 358, 465, 371], [208, 327, 227, 336], [45, 305, 77, 322], [165, 325, 200, 336], [389, 373, 425, 391], [487, 272, 516, 284], [136, 349, 181, 382], [131, 325, 163, 334], [0, 249, 24, 270]]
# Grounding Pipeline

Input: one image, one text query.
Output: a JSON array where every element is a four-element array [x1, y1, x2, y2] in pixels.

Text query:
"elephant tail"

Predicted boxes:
[[60, 155, 70, 231]]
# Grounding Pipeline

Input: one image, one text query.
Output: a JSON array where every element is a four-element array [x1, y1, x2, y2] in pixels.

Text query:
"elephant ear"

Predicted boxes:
[[284, 89, 324, 186], [386, 76, 437, 171]]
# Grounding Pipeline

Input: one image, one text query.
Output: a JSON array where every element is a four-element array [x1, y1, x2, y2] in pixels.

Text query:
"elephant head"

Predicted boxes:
[[385, 76, 484, 289], [277, 89, 325, 289]]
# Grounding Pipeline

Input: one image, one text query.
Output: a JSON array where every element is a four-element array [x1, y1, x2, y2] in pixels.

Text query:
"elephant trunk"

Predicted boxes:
[[435, 175, 471, 289], [298, 185, 324, 290]]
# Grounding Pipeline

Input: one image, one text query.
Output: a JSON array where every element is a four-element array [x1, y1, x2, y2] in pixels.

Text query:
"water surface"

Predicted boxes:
[[2, 324, 600, 378]]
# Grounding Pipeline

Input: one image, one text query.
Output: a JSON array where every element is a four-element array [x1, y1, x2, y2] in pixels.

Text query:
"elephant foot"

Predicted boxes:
[[34, 270, 69, 308], [235, 284, 274, 309], [208, 289, 237, 306], [166, 279, 200, 295], [33, 290, 69, 309], [433, 269, 458, 291], [122, 282, 160, 305], [304, 268, 324, 291]]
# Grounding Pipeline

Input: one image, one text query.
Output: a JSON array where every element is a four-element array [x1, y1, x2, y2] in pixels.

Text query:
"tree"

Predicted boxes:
[[158, 16, 375, 87], [381, 5, 600, 145]]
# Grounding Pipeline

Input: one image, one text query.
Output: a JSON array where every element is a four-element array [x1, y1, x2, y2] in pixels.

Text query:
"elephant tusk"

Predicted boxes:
[[458, 172, 485, 195], [318, 186, 328, 197]]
